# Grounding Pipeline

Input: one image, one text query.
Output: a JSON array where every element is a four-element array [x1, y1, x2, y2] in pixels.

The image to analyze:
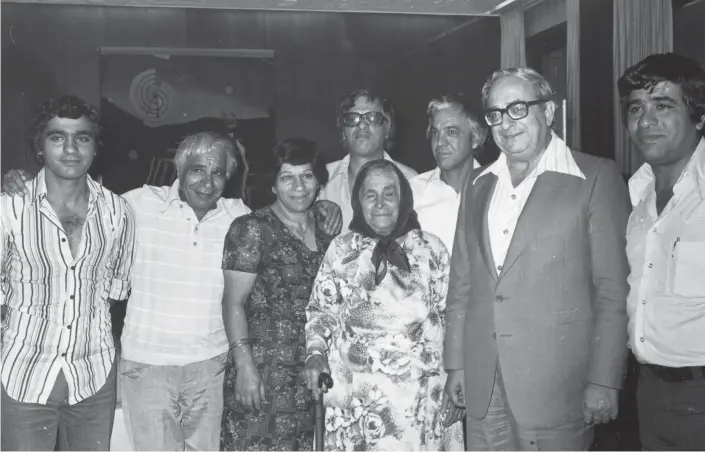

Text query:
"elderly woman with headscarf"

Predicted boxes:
[[303, 160, 464, 451]]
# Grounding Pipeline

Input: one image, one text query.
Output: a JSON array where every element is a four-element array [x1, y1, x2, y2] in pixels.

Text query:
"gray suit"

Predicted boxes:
[[445, 151, 631, 433]]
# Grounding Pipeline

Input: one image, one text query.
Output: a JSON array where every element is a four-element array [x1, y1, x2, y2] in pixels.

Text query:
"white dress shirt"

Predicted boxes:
[[410, 160, 480, 254], [121, 181, 251, 366], [626, 137, 705, 367], [476, 133, 586, 274], [319, 152, 417, 233]]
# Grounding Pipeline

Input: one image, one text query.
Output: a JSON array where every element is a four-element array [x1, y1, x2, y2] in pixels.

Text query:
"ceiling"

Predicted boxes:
[[4, 0, 517, 15]]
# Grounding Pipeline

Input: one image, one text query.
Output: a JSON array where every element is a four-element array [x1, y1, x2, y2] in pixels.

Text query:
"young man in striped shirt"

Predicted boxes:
[[1, 95, 137, 450]]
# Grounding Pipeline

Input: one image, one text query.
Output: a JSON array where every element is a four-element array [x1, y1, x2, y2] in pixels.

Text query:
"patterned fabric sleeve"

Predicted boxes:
[[222, 215, 262, 273], [432, 241, 450, 322], [305, 243, 342, 360], [422, 236, 451, 371]]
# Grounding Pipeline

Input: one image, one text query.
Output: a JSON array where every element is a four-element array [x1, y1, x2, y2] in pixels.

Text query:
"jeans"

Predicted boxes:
[[120, 353, 227, 451], [1, 360, 117, 451]]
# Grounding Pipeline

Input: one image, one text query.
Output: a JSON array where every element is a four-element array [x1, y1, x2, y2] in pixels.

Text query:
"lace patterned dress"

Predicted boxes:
[[305, 229, 464, 451], [220, 207, 333, 451]]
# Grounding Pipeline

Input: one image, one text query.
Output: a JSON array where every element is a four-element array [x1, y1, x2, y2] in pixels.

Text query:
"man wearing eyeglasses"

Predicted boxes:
[[444, 68, 631, 450], [318, 89, 417, 232]]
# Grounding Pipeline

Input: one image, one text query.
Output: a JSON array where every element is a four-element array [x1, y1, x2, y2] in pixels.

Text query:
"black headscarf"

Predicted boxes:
[[348, 160, 421, 285]]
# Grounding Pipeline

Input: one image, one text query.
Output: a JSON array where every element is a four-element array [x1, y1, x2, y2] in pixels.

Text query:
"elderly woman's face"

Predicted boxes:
[[360, 168, 400, 236], [273, 163, 319, 213]]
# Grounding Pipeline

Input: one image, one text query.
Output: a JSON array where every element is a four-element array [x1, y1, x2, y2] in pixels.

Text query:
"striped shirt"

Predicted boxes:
[[120, 181, 251, 366], [1, 169, 136, 405]]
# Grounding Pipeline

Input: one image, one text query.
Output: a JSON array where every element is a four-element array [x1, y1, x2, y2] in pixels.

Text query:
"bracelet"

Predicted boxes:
[[228, 338, 253, 351]]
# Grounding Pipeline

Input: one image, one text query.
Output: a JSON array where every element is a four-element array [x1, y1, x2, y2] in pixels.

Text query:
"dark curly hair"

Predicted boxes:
[[271, 137, 329, 189], [618, 53, 705, 131], [28, 95, 101, 163], [336, 88, 396, 151]]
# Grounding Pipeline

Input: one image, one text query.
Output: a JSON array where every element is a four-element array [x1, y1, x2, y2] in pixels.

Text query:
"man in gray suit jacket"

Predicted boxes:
[[443, 68, 631, 450]]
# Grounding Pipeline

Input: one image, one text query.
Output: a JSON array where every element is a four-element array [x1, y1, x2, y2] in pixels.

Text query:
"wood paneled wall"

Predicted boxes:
[[389, 17, 501, 171], [1, 3, 499, 175]]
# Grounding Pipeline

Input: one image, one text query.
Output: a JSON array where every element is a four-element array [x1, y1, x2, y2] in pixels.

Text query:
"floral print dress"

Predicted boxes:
[[220, 207, 333, 451], [305, 229, 464, 451]]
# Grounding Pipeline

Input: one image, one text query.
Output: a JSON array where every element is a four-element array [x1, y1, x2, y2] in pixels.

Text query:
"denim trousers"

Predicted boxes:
[[120, 353, 227, 451], [1, 360, 117, 451]]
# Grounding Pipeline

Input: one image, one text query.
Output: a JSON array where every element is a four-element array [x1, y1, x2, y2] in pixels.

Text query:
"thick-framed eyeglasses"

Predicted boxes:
[[341, 111, 387, 128], [484, 99, 547, 126]]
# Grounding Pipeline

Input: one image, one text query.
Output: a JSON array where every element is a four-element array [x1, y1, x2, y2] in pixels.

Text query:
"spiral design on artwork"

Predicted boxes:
[[129, 69, 175, 124]]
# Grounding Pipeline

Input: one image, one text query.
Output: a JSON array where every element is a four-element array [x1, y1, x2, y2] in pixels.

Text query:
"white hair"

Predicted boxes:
[[173, 131, 237, 179], [426, 94, 488, 147]]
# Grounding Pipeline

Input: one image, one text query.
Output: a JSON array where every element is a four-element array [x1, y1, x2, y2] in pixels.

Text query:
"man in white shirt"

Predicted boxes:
[[444, 68, 631, 450], [618, 52, 705, 450], [411, 93, 485, 251], [319, 89, 417, 232], [115, 132, 250, 450]]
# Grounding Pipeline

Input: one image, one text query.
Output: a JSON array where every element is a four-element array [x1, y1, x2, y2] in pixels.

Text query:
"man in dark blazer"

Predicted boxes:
[[443, 68, 631, 450]]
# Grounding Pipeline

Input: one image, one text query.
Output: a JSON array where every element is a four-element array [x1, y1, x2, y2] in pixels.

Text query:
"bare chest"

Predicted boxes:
[[56, 207, 88, 258]]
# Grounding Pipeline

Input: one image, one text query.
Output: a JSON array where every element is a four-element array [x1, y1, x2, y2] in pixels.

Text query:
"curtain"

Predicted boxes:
[[613, 0, 673, 176], [500, 8, 527, 68], [566, 0, 580, 149]]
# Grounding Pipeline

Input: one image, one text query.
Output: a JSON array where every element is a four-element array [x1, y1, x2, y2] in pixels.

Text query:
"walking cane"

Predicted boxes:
[[315, 372, 334, 451]]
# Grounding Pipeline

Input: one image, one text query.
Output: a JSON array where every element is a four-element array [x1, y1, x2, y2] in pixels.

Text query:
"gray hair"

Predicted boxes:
[[426, 93, 488, 148], [173, 131, 238, 179], [481, 67, 555, 110]]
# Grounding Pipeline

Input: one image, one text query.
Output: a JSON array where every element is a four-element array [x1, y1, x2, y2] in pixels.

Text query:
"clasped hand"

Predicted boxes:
[[583, 383, 619, 425], [301, 355, 331, 398]]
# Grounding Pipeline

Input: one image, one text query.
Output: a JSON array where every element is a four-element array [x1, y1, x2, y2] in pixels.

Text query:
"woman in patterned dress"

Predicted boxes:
[[219, 138, 337, 451], [303, 160, 465, 451]]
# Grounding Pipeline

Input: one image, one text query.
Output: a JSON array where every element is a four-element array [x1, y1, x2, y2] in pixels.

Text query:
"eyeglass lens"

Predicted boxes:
[[485, 101, 531, 126], [342, 112, 385, 127]]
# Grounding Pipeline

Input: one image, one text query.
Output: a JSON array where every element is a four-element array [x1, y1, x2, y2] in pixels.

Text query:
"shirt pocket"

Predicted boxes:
[[667, 241, 705, 298]]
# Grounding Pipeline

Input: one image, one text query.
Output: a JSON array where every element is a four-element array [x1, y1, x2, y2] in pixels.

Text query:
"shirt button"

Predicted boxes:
[[179, 204, 184, 208], [67, 325, 72, 330], [70, 266, 76, 270], [193, 242, 197, 246], [511, 194, 517, 200], [61, 353, 66, 357], [194, 226, 199, 232], [503, 229, 509, 235], [642, 300, 646, 305], [497, 265, 503, 272], [70, 295, 74, 300], [640, 337, 645, 343], [648, 263, 653, 268], [61, 238, 67, 243], [495, 295, 504, 303], [492, 333, 496, 339], [187, 218, 191, 221]]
